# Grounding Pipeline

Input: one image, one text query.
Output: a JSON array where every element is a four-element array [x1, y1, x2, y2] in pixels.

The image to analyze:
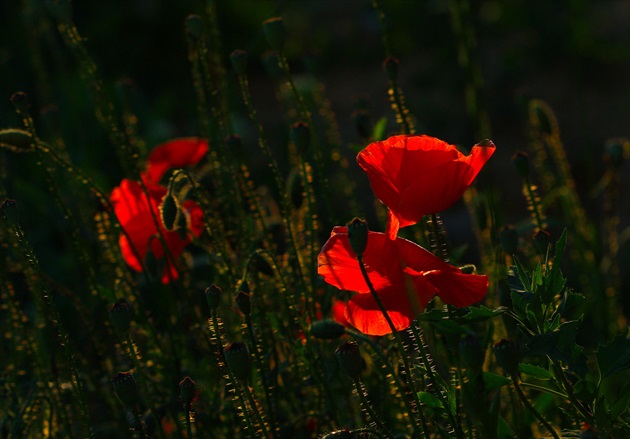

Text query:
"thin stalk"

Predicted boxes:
[[244, 314, 276, 432], [551, 361, 593, 423], [241, 381, 271, 439], [429, 213, 449, 262], [356, 255, 430, 437], [184, 406, 194, 439], [410, 325, 463, 439], [511, 375, 559, 439], [353, 377, 394, 439], [124, 335, 166, 439]]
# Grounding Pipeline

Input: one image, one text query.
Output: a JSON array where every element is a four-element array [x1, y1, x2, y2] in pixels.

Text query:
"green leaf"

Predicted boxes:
[[518, 363, 553, 380], [531, 262, 543, 291], [483, 372, 511, 390], [458, 305, 508, 323], [510, 260, 531, 293], [554, 228, 567, 268], [416, 307, 449, 322], [596, 333, 630, 380], [527, 320, 588, 376], [417, 391, 444, 409], [372, 117, 387, 141]]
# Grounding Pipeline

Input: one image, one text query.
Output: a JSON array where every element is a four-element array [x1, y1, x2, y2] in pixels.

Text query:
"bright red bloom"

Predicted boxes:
[[357, 135, 495, 238], [332, 299, 350, 327], [143, 138, 208, 185], [111, 179, 204, 283], [318, 226, 488, 336]]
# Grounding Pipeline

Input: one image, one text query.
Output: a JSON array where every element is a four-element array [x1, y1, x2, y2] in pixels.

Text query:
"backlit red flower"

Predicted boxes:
[[111, 179, 204, 283], [143, 138, 208, 185], [318, 226, 488, 336], [357, 135, 495, 238]]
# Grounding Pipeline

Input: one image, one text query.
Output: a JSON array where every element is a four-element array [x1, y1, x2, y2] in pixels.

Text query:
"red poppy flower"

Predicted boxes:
[[332, 299, 350, 327], [318, 226, 488, 336], [357, 135, 495, 238], [143, 138, 208, 185], [110, 179, 204, 283]]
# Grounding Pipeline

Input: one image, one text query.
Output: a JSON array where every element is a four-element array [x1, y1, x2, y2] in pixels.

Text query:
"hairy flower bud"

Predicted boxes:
[[230, 50, 248, 76], [205, 284, 222, 311], [291, 121, 310, 156], [109, 300, 131, 334], [493, 339, 521, 375], [335, 341, 363, 378], [347, 218, 368, 257], [262, 17, 286, 52], [512, 151, 530, 179], [224, 342, 251, 381], [235, 291, 251, 316], [179, 376, 199, 408], [112, 372, 141, 409]]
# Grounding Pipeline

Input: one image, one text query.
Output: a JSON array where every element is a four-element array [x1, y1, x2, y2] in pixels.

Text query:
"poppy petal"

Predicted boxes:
[[346, 286, 414, 336], [423, 270, 488, 307], [145, 138, 208, 184]]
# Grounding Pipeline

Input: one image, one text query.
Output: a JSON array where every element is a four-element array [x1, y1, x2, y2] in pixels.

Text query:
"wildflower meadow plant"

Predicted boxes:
[[1, 2, 629, 439]]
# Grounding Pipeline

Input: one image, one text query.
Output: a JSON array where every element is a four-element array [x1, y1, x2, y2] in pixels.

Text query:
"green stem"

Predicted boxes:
[[244, 314, 276, 432], [357, 256, 430, 437], [551, 361, 593, 423], [125, 334, 166, 439], [511, 375, 559, 439], [241, 381, 271, 439], [353, 378, 394, 439], [429, 213, 449, 262], [184, 406, 194, 439], [410, 325, 463, 439]]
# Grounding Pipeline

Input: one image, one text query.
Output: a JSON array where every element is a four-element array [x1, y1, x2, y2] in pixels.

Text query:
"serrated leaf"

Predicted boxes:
[[416, 307, 449, 322], [458, 305, 508, 323], [417, 391, 444, 409], [518, 363, 553, 380], [527, 320, 588, 376], [483, 372, 511, 389], [507, 267, 526, 293], [513, 258, 532, 293], [596, 333, 630, 380], [372, 117, 387, 141]]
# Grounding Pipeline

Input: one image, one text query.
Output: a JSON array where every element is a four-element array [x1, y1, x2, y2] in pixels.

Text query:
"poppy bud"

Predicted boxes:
[[235, 291, 251, 316], [459, 335, 485, 373], [0, 129, 34, 152], [383, 56, 399, 82], [287, 169, 304, 209], [533, 104, 554, 136], [335, 341, 363, 378], [533, 228, 551, 255], [262, 17, 286, 52], [160, 192, 180, 232], [109, 300, 131, 334], [225, 134, 243, 161], [185, 15, 203, 40], [500, 226, 519, 255], [230, 50, 248, 76], [512, 151, 530, 179], [291, 121, 310, 156], [352, 110, 372, 141], [224, 342, 251, 381], [10, 92, 30, 112], [347, 218, 368, 257], [493, 339, 521, 375], [310, 320, 346, 340], [179, 376, 199, 408], [112, 372, 141, 409], [205, 284, 222, 311], [176, 209, 190, 241]]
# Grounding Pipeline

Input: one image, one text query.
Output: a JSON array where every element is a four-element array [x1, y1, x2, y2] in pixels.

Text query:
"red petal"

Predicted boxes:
[[423, 270, 488, 307], [317, 227, 401, 293], [357, 135, 495, 233], [346, 285, 414, 336], [145, 138, 208, 184], [332, 299, 350, 327]]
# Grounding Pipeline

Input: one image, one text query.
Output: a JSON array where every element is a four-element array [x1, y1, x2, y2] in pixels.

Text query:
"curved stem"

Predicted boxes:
[[353, 377, 394, 439], [241, 381, 271, 439], [511, 374, 559, 439], [357, 256, 430, 437]]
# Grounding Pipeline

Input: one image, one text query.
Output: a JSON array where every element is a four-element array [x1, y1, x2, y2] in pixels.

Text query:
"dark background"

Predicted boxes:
[[1, 0, 629, 271]]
